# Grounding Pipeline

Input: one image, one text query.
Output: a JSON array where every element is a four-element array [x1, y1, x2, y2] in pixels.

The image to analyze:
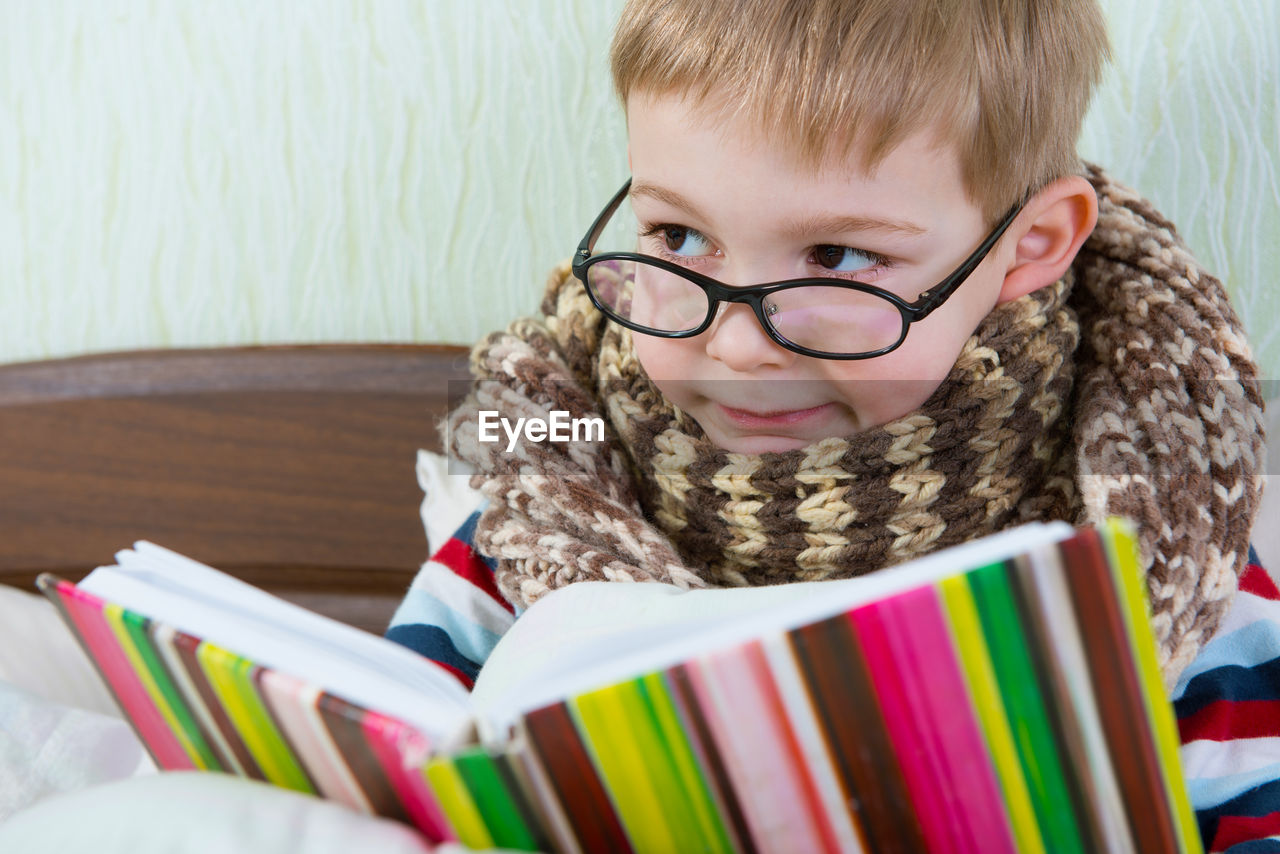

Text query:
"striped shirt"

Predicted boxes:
[[387, 512, 1278, 852]]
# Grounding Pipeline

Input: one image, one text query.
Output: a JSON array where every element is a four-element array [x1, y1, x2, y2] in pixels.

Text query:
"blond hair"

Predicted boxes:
[[611, 0, 1109, 220]]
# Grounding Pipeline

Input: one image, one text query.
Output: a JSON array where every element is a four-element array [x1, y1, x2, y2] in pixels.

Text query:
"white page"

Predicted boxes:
[[473, 521, 1074, 738], [77, 546, 472, 741], [112, 543, 458, 699]]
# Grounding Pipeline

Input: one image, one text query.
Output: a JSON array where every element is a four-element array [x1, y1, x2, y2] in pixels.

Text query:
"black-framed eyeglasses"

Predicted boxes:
[[571, 179, 1024, 360]]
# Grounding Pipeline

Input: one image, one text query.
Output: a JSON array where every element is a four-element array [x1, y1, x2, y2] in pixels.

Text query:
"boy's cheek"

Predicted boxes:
[[632, 334, 693, 382]]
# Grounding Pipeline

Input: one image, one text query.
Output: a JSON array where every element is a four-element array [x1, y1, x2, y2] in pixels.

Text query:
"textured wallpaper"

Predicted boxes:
[[1, 0, 1276, 381]]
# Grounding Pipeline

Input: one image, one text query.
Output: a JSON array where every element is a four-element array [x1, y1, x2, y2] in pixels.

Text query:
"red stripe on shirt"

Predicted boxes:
[[434, 537, 515, 614], [1239, 562, 1280, 602], [433, 657, 476, 691], [1179, 698, 1280, 743], [1210, 810, 1280, 852]]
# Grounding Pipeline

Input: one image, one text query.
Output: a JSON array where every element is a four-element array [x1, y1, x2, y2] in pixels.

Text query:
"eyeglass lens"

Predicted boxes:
[[585, 258, 907, 355]]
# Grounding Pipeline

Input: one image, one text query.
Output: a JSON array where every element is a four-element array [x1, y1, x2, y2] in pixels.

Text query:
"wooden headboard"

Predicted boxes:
[[0, 344, 471, 634]]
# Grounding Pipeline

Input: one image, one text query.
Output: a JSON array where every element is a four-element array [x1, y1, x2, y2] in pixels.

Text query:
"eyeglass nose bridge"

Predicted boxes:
[[697, 280, 807, 349]]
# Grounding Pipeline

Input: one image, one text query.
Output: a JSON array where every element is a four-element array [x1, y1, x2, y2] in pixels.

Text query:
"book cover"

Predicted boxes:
[[38, 519, 1201, 853]]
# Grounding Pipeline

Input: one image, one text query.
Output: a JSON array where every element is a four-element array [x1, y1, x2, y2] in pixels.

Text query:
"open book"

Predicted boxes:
[[39, 520, 1201, 854]]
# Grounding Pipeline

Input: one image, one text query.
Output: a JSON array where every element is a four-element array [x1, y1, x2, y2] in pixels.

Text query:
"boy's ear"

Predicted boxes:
[[996, 175, 1098, 304]]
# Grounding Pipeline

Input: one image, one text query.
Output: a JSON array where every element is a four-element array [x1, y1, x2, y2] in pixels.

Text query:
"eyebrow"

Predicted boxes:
[[629, 181, 707, 220], [781, 211, 927, 241], [629, 180, 927, 241]]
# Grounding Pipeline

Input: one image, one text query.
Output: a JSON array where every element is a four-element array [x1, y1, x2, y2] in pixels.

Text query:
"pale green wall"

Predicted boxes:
[[1, 0, 1276, 380], [1079, 0, 1279, 381]]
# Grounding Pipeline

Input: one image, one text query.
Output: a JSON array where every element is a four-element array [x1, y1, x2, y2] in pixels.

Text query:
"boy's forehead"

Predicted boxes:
[[625, 89, 971, 212]]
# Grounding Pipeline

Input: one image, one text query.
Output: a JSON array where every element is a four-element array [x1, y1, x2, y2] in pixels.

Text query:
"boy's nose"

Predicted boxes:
[[703, 301, 795, 373]]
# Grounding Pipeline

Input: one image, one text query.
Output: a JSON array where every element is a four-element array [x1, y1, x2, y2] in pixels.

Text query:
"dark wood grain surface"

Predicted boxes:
[[0, 344, 471, 633]]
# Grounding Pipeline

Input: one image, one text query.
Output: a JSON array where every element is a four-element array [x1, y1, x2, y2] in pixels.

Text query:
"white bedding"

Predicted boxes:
[[0, 773, 438, 853]]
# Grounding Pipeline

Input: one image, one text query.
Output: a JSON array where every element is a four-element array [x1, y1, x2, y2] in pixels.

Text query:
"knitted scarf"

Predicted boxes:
[[448, 165, 1266, 682]]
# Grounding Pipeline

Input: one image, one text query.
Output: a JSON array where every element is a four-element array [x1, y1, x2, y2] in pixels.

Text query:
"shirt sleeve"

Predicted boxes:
[[1177, 546, 1280, 853], [384, 505, 517, 690]]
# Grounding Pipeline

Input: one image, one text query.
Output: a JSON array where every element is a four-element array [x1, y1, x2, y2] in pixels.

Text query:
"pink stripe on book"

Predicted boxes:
[[362, 711, 457, 843], [850, 586, 1015, 854], [687, 640, 840, 854], [55, 582, 195, 770], [882, 585, 1016, 853]]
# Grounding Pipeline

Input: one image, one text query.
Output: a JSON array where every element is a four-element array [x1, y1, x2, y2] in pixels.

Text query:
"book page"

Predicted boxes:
[[77, 544, 474, 742], [471, 521, 1074, 739]]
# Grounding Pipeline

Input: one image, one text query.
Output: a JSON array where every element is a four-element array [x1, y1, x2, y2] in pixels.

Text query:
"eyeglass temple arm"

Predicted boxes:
[[575, 179, 634, 265], [908, 201, 1025, 320]]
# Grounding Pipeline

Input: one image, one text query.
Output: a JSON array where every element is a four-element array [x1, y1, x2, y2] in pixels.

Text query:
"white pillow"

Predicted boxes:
[[416, 449, 484, 554], [0, 773, 441, 854], [0, 680, 149, 821]]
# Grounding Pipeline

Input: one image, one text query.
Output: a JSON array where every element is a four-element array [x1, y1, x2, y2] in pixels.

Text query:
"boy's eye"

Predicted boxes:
[[813, 245, 880, 273], [658, 226, 713, 257]]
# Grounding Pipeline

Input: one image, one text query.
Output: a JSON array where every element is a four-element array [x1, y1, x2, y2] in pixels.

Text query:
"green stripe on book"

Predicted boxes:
[[939, 575, 1046, 854], [492, 752, 556, 854], [114, 607, 222, 771], [571, 681, 680, 852], [1005, 549, 1125, 851], [967, 561, 1086, 853], [452, 747, 539, 851], [624, 674, 722, 853], [640, 671, 735, 854], [195, 642, 314, 793], [426, 756, 496, 850]]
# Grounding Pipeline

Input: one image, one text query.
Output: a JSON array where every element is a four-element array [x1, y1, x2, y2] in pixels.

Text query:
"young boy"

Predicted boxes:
[[390, 0, 1269, 847]]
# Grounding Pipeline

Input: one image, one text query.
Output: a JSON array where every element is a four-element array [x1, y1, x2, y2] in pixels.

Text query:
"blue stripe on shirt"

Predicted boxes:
[[1189, 762, 1280, 812], [1175, 620, 1280, 700], [390, 586, 507, 665], [384, 624, 481, 682], [1176, 657, 1280, 718], [455, 510, 498, 570]]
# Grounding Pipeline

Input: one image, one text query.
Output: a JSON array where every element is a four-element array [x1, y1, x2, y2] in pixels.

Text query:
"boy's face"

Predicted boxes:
[[625, 92, 1018, 454]]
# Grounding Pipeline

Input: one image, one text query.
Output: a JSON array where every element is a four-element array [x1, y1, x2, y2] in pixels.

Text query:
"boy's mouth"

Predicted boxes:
[[718, 402, 835, 429]]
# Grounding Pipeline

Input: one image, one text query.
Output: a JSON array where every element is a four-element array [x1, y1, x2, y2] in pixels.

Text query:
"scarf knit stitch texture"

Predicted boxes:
[[448, 165, 1266, 684]]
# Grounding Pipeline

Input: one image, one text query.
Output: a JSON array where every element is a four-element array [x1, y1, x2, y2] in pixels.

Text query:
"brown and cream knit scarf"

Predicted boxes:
[[448, 165, 1266, 682]]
